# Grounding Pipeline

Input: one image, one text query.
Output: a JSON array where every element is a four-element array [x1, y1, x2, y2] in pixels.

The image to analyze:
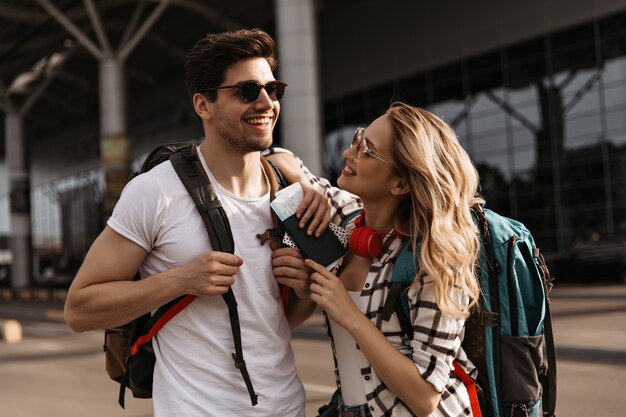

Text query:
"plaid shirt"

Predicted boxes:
[[325, 220, 476, 417]]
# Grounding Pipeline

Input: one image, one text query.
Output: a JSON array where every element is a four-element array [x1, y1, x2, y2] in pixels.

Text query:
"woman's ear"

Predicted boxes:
[[192, 93, 212, 120], [390, 177, 410, 197]]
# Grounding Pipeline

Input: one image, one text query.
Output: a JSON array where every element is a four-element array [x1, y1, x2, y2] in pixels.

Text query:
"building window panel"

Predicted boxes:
[[565, 113, 603, 148], [512, 145, 535, 175], [473, 132, 508, 155], [508, 86, 537, 106], [602, 56, 626, 84], [563, 87, 601, 115], [607, 132, 626, 147], [603, 82, 626, 108], [606, 107, 626, 140], [430, 100, 465, 124]]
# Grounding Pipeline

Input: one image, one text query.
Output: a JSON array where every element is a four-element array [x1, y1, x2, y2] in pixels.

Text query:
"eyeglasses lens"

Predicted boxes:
[[352, 129, 365, 159]]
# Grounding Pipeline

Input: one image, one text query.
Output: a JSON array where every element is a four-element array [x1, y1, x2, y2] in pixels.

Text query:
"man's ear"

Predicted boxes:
[[192, 93, 212, 120], [390, 177, 410, 197]]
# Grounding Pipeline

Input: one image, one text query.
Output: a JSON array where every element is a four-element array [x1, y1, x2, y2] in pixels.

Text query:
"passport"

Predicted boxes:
[[281, 214, 347, 267]]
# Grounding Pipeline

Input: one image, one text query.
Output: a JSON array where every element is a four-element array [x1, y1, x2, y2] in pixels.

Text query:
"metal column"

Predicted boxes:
[[99, 59, 129, 217], [275, 0, 323, 175], [5, 112, 32, 289], [35, 0, 171, 218]]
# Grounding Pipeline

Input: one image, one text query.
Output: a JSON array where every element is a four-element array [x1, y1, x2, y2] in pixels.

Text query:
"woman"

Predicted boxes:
[[274, 102, 484, 417]]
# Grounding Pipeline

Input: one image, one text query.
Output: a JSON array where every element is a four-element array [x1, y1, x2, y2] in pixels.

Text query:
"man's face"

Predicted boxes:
[[210, 57, 280, 153]]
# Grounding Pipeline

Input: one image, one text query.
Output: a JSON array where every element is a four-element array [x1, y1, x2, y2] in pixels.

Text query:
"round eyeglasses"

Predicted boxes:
[[351, 127, 388, 162], [206, 80, 287, 103]]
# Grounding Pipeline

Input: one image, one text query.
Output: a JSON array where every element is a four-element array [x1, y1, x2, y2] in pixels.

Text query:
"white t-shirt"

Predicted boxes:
[[108, 154, 305, 417], [328, 291, 368, 406]]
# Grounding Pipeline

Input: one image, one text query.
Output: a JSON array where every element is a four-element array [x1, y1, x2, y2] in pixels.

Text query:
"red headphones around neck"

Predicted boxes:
[[348, 212, 385, 258], [349, 212, 409, 259]]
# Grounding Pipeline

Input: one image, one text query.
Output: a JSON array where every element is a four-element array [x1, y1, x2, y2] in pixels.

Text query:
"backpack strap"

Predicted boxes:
[[173, 148, 235, 253], [256, 157, 286, 246], [382, 240, 415, 339], [542, 296, 557, 417], [340, 209, 362, 229], [471, 205, 502, 410], [262, 156, 287, 190], [169, 149, 258, 406], [129, 294, 197, 357], [453, 362, 483, 417], [259, 156, 296, 310], [536, 250, 557, 417]]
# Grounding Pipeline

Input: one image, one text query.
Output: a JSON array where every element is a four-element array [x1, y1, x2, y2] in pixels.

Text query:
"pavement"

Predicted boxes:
[[1, 283, 626, 362], [1, 283, 626, 417]]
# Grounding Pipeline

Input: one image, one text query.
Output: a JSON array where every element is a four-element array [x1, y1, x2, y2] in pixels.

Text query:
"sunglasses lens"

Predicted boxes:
[[267, 82, 286, 100], [240, 82, 262, 102]]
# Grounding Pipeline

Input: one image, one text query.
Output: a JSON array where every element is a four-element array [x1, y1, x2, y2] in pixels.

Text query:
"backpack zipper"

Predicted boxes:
[[507, 236, 519, 336]]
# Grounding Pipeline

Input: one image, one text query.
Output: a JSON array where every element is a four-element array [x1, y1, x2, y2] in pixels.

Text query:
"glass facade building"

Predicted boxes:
[[3, 4, 626, 288], [323, 12, 626, 254]]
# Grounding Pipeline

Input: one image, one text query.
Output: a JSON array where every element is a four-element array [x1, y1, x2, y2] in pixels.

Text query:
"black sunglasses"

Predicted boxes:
[[206, 80, 287, 103]]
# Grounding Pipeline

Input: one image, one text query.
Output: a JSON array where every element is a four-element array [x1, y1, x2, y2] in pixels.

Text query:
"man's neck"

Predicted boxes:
[[198, 139, 268, 198]]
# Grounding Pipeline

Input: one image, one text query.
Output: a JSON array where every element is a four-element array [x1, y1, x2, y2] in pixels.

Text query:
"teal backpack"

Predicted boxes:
[[336, 206, 557, 417]]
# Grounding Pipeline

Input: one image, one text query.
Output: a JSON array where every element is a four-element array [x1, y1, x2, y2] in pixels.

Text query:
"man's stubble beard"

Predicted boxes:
[[215, 115, 274, 154]]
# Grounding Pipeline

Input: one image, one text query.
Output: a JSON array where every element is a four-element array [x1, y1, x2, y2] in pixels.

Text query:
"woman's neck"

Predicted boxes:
[[360, 200, 400, 233]]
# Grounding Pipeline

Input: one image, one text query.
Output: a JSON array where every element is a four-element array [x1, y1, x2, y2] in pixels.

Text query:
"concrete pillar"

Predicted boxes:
[[5, 112, 32, 289], [275, 0, 323, 175], [99, 58, 130, 218]]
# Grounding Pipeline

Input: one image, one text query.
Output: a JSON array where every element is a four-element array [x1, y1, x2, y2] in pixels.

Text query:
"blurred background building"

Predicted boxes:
[[0, 0, 625, 289]]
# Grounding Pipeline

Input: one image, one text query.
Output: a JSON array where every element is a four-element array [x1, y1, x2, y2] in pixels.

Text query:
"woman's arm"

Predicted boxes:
[[265, 149, 330, 236], [264, 147, 362, 230]]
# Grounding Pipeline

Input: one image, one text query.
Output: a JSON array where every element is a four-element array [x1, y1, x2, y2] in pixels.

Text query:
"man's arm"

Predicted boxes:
[[64, 226, 242, 332]]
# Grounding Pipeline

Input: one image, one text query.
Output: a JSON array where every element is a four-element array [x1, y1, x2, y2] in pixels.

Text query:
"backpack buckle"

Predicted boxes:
[[231, 353, 246, 369], [256, 226, 285, 245], [474, 311, 499, 327]]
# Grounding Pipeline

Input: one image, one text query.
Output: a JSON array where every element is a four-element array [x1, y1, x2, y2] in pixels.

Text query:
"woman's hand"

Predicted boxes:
[[305, 259, 362, 329], [263, 151, 330, 237], [296, 182, 330, 237]]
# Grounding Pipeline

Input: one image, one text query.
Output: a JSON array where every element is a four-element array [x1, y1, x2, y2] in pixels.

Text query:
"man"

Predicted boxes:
[[64, 28, 357, 416]]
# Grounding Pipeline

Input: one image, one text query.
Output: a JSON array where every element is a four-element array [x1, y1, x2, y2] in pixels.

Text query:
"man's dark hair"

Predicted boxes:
[[184, 28, 277, 102]]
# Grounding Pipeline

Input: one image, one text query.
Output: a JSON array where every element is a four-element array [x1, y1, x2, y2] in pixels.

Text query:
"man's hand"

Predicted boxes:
[[176, 251, 243, 297], [270, 242, 312, 299]]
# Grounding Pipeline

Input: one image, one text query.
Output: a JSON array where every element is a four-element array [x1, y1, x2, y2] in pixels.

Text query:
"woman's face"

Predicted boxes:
[[337, 113, 399, 201]]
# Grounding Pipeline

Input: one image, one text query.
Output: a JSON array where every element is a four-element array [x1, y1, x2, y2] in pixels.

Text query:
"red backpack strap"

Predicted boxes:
[[129, 295, 197, 356], [453, 361, 483, 417]]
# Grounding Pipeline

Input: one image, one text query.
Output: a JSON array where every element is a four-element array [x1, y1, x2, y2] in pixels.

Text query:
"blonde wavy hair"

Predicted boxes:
[[387, 102, 484, 319]]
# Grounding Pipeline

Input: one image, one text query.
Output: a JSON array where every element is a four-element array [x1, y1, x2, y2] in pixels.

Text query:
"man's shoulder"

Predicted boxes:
[[123, 160, 185, 200], [133, 159, 178, 186]]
